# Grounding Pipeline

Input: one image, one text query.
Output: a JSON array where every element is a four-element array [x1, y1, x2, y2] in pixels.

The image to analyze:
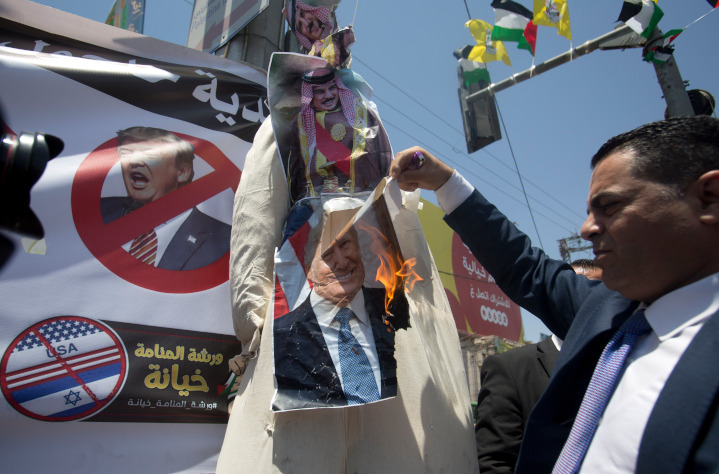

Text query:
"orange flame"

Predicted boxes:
[[357, 221, 423, 314], [397, 258, 423, 293]]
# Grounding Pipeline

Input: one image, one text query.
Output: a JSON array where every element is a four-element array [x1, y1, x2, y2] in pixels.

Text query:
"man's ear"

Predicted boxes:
[[176, 162, 192, 186], [696, 170, 719, 225]]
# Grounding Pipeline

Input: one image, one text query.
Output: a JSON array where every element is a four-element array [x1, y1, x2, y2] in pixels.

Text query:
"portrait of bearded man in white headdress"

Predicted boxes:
[[287, 67, 393, 203]]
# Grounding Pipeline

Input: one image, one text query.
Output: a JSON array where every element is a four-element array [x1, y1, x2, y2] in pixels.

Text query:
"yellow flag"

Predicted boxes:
[[533, 0, 572, 41], [465, 19, 512, 66]]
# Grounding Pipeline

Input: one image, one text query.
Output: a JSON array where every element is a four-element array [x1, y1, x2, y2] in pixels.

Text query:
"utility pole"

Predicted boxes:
[[558, 234, 593, 263], [645, 29, 694, 117], [214, 0, 287, 72]]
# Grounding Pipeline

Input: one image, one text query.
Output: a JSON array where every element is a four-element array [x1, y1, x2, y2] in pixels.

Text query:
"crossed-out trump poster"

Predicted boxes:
[[0, 1, 267, 472]]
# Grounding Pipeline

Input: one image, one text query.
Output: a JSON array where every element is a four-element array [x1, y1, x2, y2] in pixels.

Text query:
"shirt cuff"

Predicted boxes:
[[435, 171, 474, 214]]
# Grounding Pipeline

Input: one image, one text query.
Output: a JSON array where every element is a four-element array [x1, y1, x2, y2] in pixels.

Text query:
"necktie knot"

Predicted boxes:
[[335, 307, 354, 326], [622, 309, 651, 337]]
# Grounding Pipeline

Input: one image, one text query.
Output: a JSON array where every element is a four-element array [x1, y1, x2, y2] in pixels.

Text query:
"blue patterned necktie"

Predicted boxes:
[[335, 307, 380, 405], [553, 309, 651, 473]]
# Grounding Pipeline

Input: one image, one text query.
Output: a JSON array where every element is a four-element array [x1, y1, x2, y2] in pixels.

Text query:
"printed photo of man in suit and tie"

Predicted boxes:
[[272, 206, 399, 411], [267, 53, 394, 205], [100, 126, 231, 271]]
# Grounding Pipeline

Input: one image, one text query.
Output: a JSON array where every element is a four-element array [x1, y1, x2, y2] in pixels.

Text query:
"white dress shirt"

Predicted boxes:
[[310, 289, 382, 393], [581, 272, 719, 472]]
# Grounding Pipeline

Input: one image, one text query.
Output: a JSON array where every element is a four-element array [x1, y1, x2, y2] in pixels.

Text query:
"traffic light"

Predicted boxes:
[[456, 56, 502, 154]]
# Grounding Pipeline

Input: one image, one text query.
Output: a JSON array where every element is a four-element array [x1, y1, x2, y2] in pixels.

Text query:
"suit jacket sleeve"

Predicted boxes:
[[476, 353, 526, 474], [230, 118, 290, 357], [444, 189, 599, 339]]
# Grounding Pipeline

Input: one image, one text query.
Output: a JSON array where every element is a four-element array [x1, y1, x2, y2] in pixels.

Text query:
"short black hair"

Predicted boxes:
[[591, 116, 719, 195], [571, 259, 599, 273]]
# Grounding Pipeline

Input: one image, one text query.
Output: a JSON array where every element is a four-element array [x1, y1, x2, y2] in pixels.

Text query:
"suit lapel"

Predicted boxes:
[[273, 297, 346, 408], [159, 208, 205, 270], [300, 300, 344, 397], [636, 309, 719, 473], [363, 287, 398, 398]]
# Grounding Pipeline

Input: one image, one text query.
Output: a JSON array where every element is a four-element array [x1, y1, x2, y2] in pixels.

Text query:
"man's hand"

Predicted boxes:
[[389, 147, 455, 192]]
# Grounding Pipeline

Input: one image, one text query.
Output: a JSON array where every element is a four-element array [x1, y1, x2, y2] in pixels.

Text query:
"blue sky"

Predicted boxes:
[[26, 0, 719, 341]]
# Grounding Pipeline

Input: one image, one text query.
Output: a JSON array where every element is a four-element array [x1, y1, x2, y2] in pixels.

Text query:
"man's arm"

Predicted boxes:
[[390, 147, 595, 338]]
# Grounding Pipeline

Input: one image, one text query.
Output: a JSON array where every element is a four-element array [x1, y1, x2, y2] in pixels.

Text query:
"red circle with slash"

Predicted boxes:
[[0, 316, 127, 422], [72, 133, 240, 293]]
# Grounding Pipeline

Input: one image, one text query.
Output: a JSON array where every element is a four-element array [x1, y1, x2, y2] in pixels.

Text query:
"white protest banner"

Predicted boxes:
[[0, 1, 267, 471]]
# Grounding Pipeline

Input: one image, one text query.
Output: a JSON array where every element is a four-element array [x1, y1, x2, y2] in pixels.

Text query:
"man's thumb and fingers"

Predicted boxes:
[[390, 147, 454, 192]]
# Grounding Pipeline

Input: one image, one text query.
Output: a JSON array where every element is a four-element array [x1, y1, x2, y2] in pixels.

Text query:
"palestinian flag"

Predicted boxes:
[[465, 19, 512, 66], [459, 58, 491, 86], [708, 0, 719, 8], [617, 0, 664, 38], [643, 28, 683, 64], [491, 0, 538, 55]]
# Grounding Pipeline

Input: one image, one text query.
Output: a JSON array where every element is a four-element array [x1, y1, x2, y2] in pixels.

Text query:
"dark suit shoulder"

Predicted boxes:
[[272, 296, 347, 409], [186, 207, 231, 233], [490, 342, 541, 362], [274, 297, 314, 333], [159, 208, 230, 270]]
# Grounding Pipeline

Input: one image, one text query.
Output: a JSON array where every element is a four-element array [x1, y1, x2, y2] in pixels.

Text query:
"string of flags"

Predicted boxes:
[[533, 0, 571, 41], [617, 0, 663, 39], [457, 0, 573, 84], [638, 0, 717, 64], [465, 19, 512, 66], [457, 0, 717, 83], [643, 28, 682, 65], [490, 0, 538, 56]]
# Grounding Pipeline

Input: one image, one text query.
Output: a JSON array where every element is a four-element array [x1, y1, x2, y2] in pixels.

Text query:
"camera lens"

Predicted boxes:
[[0, 131, 64, 238]]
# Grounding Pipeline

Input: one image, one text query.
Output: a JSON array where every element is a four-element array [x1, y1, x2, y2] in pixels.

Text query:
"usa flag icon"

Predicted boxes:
[[1, 316, 127, 422]]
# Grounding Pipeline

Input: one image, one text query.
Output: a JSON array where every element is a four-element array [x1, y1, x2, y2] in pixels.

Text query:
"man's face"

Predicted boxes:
[[311, 81, 339, 111], [296, 8, 324, 42], [119, 137, 189, 204], [580, 150, 704, 303], [309, 228, 365, 306]]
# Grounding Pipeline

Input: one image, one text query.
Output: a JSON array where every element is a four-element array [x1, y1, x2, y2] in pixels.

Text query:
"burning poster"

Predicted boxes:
[[271, 179, 420, 411], [267, 50, 393, 205]]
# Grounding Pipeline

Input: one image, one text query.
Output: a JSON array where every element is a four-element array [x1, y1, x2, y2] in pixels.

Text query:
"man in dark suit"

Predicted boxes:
[[474, 260, 602, 473], [101, 126, 230, 270], [475, 337, 559, 473], [272, 210, 397, 411], [391, 116, 719, 473]]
